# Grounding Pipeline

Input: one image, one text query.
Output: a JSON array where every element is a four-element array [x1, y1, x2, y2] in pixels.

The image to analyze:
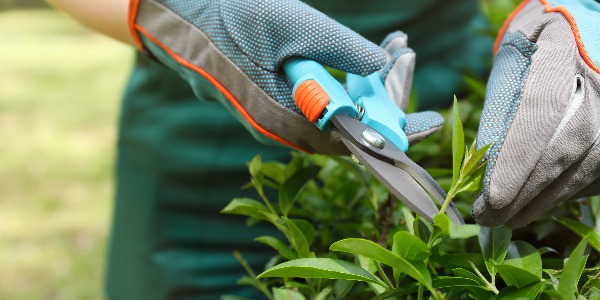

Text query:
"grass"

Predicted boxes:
[[0, 9, 133, 299]]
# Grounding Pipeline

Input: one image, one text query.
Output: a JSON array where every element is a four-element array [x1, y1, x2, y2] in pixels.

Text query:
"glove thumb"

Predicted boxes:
[[378, 32, 441, 144], [379, 31, 416, 110], [404, 111, 444, 145]]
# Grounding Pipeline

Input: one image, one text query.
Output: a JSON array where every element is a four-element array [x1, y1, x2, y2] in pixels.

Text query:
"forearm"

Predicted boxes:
[[45, 0, 134, 45]]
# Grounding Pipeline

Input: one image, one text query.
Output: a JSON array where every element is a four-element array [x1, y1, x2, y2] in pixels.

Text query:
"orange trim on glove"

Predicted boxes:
[[540, 0, 600, 74], [494, 0, 600, 75], [133, 24, 311, 153], [128, 0, 144, 50], [493, 0, 530, 55]]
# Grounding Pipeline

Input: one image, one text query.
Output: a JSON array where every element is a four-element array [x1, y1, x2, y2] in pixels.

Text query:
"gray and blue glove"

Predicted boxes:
[[128, 0, 443, 154], [473, 0, 600, 228]]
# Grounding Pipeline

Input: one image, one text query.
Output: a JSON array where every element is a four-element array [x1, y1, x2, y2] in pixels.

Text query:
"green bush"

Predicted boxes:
[[221, 99, 600, 299], [220, 1, 600, 299]]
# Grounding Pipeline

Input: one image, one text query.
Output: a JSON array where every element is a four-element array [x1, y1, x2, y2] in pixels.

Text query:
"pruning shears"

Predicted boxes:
[[284, 57, 464, 224]]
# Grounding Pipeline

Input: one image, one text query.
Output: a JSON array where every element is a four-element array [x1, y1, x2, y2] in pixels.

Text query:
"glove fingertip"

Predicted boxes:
[[404, 111, 443, 136], [472, 195, 506, 227], [380, 31, 408, 50], [405, 111, 443, 145]]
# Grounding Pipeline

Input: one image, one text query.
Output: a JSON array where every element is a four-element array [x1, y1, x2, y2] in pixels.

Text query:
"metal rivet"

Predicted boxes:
[[361, 128, 385, 149]]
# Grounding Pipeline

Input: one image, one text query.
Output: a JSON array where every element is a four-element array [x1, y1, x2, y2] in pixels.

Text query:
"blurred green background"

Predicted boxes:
[[0, 5, 133, 299]]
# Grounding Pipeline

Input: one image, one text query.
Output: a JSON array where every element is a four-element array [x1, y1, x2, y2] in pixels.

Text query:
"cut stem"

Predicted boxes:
[[470, 262, 499, 295]]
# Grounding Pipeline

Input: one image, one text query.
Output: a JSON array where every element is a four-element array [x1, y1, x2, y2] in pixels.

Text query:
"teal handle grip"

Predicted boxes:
[[283, 57, 409, 152], [283, 57, 357, 130], [347, 72, 408, 152]]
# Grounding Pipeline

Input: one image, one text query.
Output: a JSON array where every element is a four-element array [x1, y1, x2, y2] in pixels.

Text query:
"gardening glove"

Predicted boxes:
[[472, 0, 600, 228], [128, 1, 441, 154], [129, 0, 387, 154], [378, 31, 444, 145]]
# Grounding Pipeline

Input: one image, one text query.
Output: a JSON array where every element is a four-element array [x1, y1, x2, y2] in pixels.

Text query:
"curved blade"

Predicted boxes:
[[393, 152, 464, 225], [332, 115, 464, 224], [343, 140, 440, 221]]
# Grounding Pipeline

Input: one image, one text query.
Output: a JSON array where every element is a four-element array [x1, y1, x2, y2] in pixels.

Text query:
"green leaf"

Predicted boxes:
[[433, 214, 451, 238], [273, 288, 307, 300], [557, 239, 589, 300], [496, 264, 540, 288], [261, 161, 286, 185], [330, 238, 432, 288], [280, 217, 312, 258], [504, 241, 542, 275], [452, 95, 465, 186], [371, 284, 419, 300], [313, 286, 333, 300], [413, 217, 432, 242], [452, 268, 487, 287], [556, 217, 600, 254], [392, 231, 429, 261], [290, 218, 315, 245], [497, 282, 545, 300], [591, 195, 600, 233], [462, 142, 491, 178], [537, 247, 559, 256], [372, 277, 484, 300], [333, 280, 355, 299], [257, 258, 381, 285], [457, 165, 486, 194], [357, 255, 386, 295], [451, 223, 481, 239], [432, 276, 484, 289], [221, 198, 274, 222], [255, 236, 298, 260], [496, 240, 542, 288], [430, 253, 486, 271], [479, 226, 512, 277], [248, 155, 262, 178], [331, 156, 370, 186], [401, 207, 416, 234], [435, 213, 480, 239], [279, 166, 319, 217]]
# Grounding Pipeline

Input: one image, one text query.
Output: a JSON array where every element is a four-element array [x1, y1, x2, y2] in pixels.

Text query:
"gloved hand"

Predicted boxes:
[[377, 31, 444, 145], [472, 0, 600, 228], [129, 0, 442, 154]]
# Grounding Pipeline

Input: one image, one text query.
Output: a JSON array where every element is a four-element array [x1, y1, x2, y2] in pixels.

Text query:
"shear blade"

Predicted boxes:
[[393, 152, 464, 225], [332, 114, 464, 224], [342, 140, 440, 221]]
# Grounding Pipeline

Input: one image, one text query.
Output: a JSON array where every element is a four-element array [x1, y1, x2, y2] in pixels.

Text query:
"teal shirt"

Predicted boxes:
[[105, 1, 492, 299]]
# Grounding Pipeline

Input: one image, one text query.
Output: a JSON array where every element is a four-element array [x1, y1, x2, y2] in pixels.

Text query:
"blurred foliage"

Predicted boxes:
[[0, 0, 48, 10], [0, 9, 133, 299]]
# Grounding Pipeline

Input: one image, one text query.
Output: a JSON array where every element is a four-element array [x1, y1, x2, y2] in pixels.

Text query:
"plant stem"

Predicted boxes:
[[439, 178, 461, 215], [233, 251, 274, 300], [376, 262, 395, 290], [252, 178, 277, 214], [470, 262, 499, 295]]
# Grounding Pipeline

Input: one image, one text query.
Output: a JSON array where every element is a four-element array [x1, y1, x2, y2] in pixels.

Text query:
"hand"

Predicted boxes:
[[472, 0, 600, 228], [131, 0, 386, 154], [130, 0, 442, 154], [377, 31, 444, 145]]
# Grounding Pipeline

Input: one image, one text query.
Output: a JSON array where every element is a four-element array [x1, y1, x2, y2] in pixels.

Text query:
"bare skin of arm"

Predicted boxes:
[[46, 0, 134, 45]]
